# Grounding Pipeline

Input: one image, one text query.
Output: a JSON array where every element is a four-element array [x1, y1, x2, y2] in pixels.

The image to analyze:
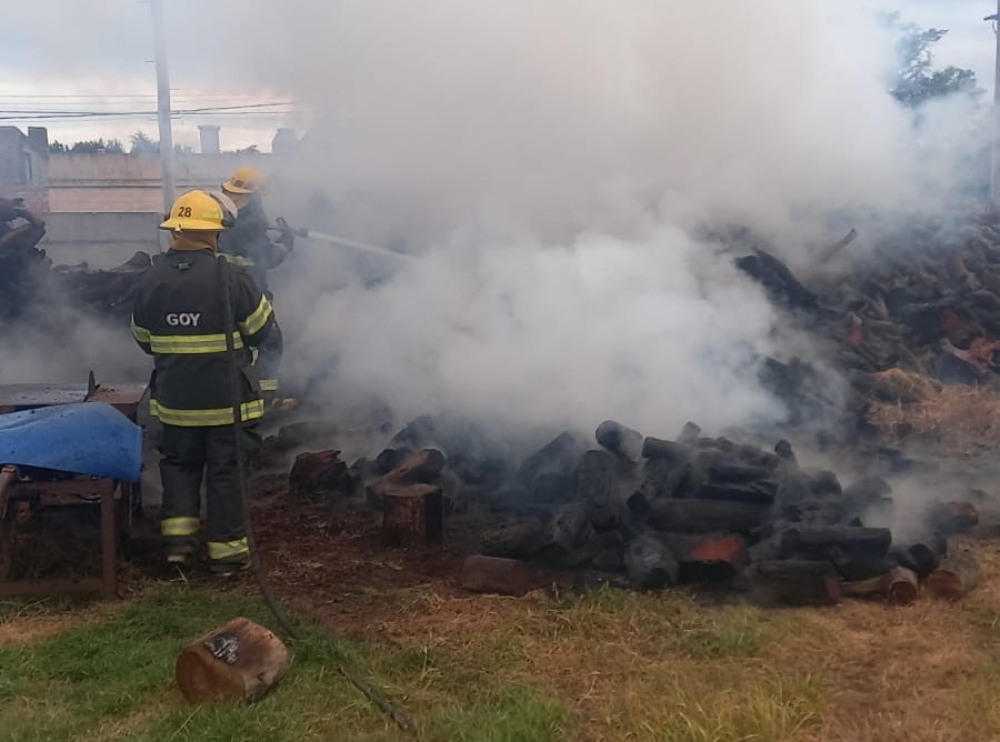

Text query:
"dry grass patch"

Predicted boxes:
[[0, 596, 128, 647], [869, 381, 1000, 455], [1, 544, 1000, 741]]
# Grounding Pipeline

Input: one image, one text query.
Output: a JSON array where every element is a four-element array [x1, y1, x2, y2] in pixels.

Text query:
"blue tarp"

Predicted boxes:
[[0, 402, 143, 481]]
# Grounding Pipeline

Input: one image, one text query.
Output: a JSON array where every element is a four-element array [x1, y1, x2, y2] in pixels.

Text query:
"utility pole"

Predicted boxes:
[[151, 0, 176, 227], [988, 1, 1000, 208]]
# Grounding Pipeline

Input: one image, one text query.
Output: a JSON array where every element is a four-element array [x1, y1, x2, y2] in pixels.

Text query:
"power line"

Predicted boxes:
[[0, 101, 299, 121], [0, 101, 295, 116]]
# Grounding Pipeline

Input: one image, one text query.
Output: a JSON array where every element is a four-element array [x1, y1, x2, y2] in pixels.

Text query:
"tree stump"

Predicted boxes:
[[380, 483, 443, 546], [175, 617, 290, 704]]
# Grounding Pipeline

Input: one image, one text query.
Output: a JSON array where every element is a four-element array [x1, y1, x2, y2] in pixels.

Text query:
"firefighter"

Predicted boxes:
[[218, 166, 293, 300], [130, 189, 283, 576], [218, 167, 290, 398]]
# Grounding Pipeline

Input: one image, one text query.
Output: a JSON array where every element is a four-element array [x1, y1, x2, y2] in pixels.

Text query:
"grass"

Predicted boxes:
[[868, 380, 1000, 456], [2, 552, 1000, 742], [0, 585, 569, 742]]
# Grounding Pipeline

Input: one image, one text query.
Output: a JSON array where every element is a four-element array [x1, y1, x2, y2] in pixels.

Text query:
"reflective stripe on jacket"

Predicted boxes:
[[130, 248, 279, 427]]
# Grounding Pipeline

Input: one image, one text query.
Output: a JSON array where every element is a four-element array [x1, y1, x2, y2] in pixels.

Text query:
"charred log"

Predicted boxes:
[[927, 501, 980, 535], [695, 481, 777, 505], [288, 450, 350, 495], [924, 550, 980, 601], [780, 526, 892, 558], [841, 567, 919, 606], [748, 560, 842, 607], [479, 519, 546, 558], [641, 437, 689, 463], [649, 500, 769, 534], [664, 533, 747, 583], [595, 420, 644, 462], [624, 534, 678, 590]]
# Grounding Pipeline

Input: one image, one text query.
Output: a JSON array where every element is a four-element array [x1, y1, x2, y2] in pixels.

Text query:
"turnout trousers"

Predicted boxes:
[[157, 422, 261, 566]]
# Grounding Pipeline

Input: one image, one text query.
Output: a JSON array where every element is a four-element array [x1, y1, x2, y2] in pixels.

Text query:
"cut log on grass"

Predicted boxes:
[[924, 550, 980, 601], [750, 560, 842, 607], [380, 484, 444, 546], [460, 555, 531, 597], [175, 617, 290, 704], [841, 567, 919, 606], [649, 499, 769, 534]]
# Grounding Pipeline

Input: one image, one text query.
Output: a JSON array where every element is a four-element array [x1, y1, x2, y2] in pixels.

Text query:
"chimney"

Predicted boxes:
[[27, 126, 49, 153], [271, 128, 299, 157], [199, 125, 221, 154]]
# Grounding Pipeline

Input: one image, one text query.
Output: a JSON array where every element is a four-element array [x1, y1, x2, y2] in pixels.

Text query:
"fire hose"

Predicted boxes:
[[217, 256, 418, 736], [268, 218, 415, 263]]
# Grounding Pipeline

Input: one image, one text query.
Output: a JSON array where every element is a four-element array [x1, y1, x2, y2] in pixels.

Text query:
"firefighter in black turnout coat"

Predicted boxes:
[[130, 189, 282, 576], [218, 166, 290, 396]]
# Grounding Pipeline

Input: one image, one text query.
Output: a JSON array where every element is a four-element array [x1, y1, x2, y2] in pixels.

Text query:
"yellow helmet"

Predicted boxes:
[[221, 166, 268, 195], [159, 190, 237, 232]]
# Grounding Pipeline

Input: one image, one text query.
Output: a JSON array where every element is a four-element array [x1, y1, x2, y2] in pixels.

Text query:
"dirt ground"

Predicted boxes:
[[6, 406, 1000, 740]]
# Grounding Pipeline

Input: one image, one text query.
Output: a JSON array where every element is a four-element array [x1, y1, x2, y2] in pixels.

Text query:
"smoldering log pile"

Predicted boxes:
[[0, 200, 151, 323], [287, 413, 984, 607], [467, 419, 983, 605], [735, 214, 1000, 421]]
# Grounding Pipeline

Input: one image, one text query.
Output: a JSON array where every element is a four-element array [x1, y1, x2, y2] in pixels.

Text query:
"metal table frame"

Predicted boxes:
[[0, 469, 118, 599], [0, 379, 147, 600]]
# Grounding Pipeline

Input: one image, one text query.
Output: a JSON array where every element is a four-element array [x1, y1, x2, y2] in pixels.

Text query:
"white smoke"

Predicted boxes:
[[280, 224, 789, 435], [226, 0, 993, 439], [3, 1, 991, 442]]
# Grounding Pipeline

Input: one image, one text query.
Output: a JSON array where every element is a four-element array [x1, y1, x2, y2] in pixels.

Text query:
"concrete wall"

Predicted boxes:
[[40, 212, 161, 268], [46, 152, 275, 212], [0, 126, 49, 212]]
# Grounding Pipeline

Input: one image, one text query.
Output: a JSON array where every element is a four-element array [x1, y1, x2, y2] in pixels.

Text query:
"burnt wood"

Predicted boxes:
[[624, 534, 678, 589], [649, 499, 769, 534], [749, 559, 842, 606], [924, 550, 980, 601]]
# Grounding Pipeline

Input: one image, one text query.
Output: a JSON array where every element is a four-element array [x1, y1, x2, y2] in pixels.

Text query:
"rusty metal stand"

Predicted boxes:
[[0, 472, 119, 599], [0, 378, 147, 600]]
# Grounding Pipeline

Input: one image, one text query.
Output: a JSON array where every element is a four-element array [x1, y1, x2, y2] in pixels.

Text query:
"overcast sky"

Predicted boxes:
[[0, 0, 995, 151]]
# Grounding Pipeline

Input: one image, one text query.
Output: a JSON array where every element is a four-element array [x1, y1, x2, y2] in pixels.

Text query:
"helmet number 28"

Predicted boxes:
[[178, 206, 193, 217]]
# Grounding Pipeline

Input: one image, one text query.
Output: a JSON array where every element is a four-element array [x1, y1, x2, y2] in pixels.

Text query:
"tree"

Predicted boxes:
[[883, 12, 981, 108], [57, 138, 125, 154], [49, 140, 67, 153], [129, 130, 159, 154], [235, 144, 260, 155]]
